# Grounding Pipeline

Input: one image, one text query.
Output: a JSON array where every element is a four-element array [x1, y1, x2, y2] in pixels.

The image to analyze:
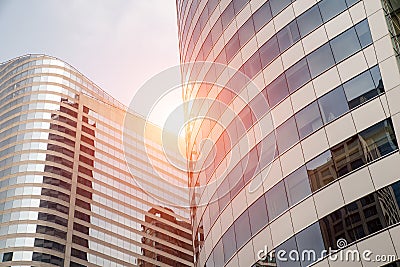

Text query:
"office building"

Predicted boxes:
[[177, 0, 400, 266], [0, 54, 193, 267]]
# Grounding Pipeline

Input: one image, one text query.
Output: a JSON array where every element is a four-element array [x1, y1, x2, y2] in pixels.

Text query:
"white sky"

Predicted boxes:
[[0, 0, 183, 127]]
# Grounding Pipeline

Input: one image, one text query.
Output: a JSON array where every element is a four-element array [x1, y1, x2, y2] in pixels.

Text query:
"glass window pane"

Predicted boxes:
[[248, 195, 269, 234], [318, 0, 347, 22], [285, 166, 312, 206], [343, 69, 376, 109], [225, 33, 240, 62], [331, 135, 366, 177], [275, 236, 301, 267], [270, 0, 291, 16], [266, 73, 289, 107], [370, 65, 384, 93], [307, 43, 335, 78], [276, 116, 299, 154], [265, 181, 289, 220], [306, 150, 337, 191], [297, 5, 323, 37], [222, 224, 237, 262], [234, 210, 252, 248], [286, 58, 311, 93], [318, 86, 349, 124], [295, 101, 323, 138], [355, 19, 373, 48], [253, 1, 272, 32], [277, 20, 300, 52], [295, 223, 325, 267], [330, 28, 361, 63], [346, 0, 360, 7], [213, 239, 224, 267], [359, 119, 398, 161], [259, 36, 280, 68], [238, 18, 255, 46]]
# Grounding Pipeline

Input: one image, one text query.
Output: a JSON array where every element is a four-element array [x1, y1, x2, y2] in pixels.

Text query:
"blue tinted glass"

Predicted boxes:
[[270, 0, 292, 16], [253, 1, 272, 32], [318, 86, 349, 124], [248, 195, 269, 234], [275, 236, 301, 267], [277, 20, 300, 52], [318, 0, 347, 22], [284, 166, 311, 206], [266, 73, 289, 107], [307, 43, 335, 78], [295, 101, 323, 139], [286, 58, 311, 93], [295, 223, 325, 267], [343, 69, 376, 109], [370, 65, 384, 93], [276, 116, 299, 154], [265, 181, 289, 220], [297, 5, 323, 37], [346, 0, 360, 7], [259, 36, 280, 68], [213, 239, 224, 266], [234, 210, 252, 248], [222, 225, 237, 262], [330, 28, 361, 63], [355, 19, 373, 48]]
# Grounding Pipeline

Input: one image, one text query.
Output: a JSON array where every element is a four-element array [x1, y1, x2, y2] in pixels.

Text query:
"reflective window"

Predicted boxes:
[[266, 73, 289, 107], [248, 195, 268, 234], [238, 18, 256, 46], [297, 5, 323, 37], [330, 28, 361, 63], [286, 58, 311, 93], [222, 225, 237, 262], [265, 181, 288, 220], [295, 101, 323, 138], [225, 33, 240, 62], [234, 210, 252, 248], [318, 0, 347, 22], [295, 223, 325, 267], [343, 69, 377, 109], [253, 2, 272, 32], [355, 19, 373, 48], [318, 86, 349, 124], [276, 117, 299, 154], [259, 36, 280, 68], [307, 43, 335, 78], [212, 239, 224, 267], [284, 166, 311, 206], [277, 20, 300, 52], [307, 150, 337, 192], [346, 0, 360, 7], [270, 0, 292, 16], [358, 119, 398, 161], [331, 135, 366, 177], [275, 236, 301, 267], [257, 132, 277, 170]]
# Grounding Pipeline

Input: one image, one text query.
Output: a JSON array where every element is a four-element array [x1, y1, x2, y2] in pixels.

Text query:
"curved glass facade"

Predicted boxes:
[[177, 0, 400, 266], [0, 55, 193, 266]]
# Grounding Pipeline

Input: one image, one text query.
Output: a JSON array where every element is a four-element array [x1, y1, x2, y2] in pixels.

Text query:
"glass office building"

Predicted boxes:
[[177, 0, 400, 266], [0, 55, 193, 267]]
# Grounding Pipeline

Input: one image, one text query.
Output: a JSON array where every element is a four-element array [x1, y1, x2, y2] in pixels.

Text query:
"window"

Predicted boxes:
[[234, 210, 252, 248], [238, 18, 255, 46], [355, 19, 373, 48], [225, 33, 240, 62], [276, 117, 299, 154], [265, 181, 288, 220], [306, 150, 337, 191], [295, 223, 325, 267], [259, 36, 280, 68], [307, 43, 335, 78], [318, 0, 347, 22], [277, 20, 300, 52], [212, 239, 224, 267], [358, 119, 398, 161], [331, 135, 366, 177], [346, 0, 360, 7], [270, 0, 292, 16], [370, 65, 384, 93], [330, 28, 361, 63], [275, 236, 301, 267], [284, 166, 311, 206], [343, 69, 377, 109], [222, 225, 237, 262], [248, 195, 268, 234], [243, 51, 262, 79], [2, 252, 12, 262], [266, 73, 289, 107], [318, 86, 349, 124], [297, 5, 323, 37], [252, 1, 272, 32], [295, 101, 323, 138], [257, 132, 277, 170], [285, 58, 311, 93]]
